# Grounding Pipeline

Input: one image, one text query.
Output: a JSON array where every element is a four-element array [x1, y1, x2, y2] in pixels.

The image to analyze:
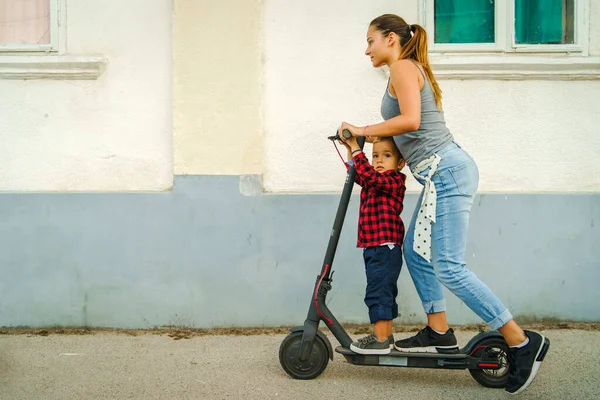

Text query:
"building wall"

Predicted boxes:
[[173, 0, 263, 175], [263, 0, 600, 193], [0, 0, 598, 329], [1, 177, 598, 328], [0, 0, 173, 191]]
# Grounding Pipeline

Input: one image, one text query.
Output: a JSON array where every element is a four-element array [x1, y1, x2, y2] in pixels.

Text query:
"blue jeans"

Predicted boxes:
[[363, 245, 403, 324], [404, 142, 513, 331]]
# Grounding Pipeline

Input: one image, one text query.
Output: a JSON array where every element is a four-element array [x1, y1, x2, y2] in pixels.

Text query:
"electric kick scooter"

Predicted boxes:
[[279, 130, 548, 388]]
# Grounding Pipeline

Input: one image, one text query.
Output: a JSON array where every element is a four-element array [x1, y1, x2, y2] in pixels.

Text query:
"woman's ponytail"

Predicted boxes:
[[399, 24, 443, 110]]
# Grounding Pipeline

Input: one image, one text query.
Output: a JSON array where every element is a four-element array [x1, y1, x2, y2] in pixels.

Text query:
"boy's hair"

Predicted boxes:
[[373, 137, 404, 161]]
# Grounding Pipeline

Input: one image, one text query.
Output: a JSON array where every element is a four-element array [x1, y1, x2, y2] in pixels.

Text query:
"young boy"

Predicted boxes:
[[340, 135, 407, 355]]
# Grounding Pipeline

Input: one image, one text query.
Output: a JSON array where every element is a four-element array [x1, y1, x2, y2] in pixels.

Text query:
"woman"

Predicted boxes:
[[338, 14, 548, 395]]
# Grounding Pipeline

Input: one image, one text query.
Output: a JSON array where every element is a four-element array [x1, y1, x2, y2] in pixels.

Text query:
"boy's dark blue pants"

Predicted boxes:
[[363, 245, 403, 324]]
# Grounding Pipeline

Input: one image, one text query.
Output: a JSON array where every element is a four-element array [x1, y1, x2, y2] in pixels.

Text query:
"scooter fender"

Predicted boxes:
[[461, 330, 506, 353], [290, 326, 334, 360]]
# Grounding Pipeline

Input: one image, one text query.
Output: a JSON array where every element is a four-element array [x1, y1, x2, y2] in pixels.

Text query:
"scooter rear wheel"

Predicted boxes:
[[279, 331, 329, 380], [468, 336, 510, 388]]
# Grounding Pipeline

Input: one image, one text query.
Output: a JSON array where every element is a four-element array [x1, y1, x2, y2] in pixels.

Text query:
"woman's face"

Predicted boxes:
[[365, 25, 392, 67]]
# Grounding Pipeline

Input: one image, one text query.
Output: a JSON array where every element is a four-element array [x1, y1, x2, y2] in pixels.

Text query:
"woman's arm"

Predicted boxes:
[[339, 60, 422, 138]]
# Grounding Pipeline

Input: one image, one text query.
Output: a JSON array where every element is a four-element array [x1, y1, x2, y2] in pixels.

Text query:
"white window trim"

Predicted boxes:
[[421, 0, 590, 54], [430, 54, 600, 80], [0, 54, 107, 79], [506, 0, 589, 54], [419, 0, 599, 80], [0, 0, 107, 80], [422, 0, 505, 53]]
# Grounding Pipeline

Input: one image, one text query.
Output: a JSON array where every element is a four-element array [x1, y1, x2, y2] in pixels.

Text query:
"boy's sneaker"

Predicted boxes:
[[394, 326, 459, 354], [350, 333, 391, 355], [506, 330, 550, 395], [388, 334, 395, 349]]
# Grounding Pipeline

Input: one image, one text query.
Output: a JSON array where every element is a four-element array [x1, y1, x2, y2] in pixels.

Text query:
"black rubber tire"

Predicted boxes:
[[279, 331, 329, 380], [468, 336, 510, 388]]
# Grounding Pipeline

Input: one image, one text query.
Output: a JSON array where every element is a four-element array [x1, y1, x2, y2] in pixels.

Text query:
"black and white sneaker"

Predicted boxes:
[[394, 326, 459, 354], [350, 333, 391, 355], [506, 330, 550, 395]]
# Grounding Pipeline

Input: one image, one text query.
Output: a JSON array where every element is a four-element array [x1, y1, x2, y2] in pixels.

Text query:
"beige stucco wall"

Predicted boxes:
[[174, 0, 263, 175]]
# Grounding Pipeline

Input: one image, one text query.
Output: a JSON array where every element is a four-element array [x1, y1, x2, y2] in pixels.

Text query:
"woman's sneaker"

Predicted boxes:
[[394, 326, 459, 354], [350, 333, 391, 355], [506, 330, 550, 395]]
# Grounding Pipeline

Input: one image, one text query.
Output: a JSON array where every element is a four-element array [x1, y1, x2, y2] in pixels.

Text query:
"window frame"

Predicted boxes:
[[0, 0, 107, 80], [421, 0, 590, 56], [0, 0, 61, 53]]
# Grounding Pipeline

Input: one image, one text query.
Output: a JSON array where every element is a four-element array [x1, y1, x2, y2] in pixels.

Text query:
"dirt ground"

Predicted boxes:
[[1, 320, 598, 341]]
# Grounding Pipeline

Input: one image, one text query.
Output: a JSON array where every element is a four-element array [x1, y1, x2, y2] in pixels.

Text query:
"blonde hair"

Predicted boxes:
[[370, 14, 443, 110]]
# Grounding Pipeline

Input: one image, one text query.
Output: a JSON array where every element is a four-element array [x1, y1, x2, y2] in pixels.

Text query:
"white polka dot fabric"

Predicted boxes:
[[411, 154, 441, 263]]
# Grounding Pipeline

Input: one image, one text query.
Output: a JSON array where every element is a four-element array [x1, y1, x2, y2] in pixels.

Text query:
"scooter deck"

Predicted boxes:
[[335, 346, 497, 370]]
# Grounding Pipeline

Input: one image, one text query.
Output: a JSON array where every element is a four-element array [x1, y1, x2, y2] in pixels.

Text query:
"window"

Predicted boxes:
[[0, 0, 106, 80], [514, 0, 574, 45], [435, 0, 495, 44], [422, 0, 589, 54], [0, 0, 60, 52]]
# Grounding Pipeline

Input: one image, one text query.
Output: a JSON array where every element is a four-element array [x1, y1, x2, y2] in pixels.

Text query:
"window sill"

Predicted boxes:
[[430, 55, 600, 80], [0, 54, 108, 80]]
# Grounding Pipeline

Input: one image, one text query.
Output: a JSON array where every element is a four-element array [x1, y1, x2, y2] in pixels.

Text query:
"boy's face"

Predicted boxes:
[[372, 140, 405, 173]]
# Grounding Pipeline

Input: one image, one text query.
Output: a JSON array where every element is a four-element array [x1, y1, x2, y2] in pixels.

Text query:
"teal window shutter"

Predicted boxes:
[[435, 0, 495, 44], [515, 0, 571, 44]]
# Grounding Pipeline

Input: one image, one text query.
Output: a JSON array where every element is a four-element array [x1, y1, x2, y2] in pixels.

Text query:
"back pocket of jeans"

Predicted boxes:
[[448, 161, 479, 195]]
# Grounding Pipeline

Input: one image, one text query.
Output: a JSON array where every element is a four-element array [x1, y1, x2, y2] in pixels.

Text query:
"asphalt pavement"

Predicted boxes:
[[1, 329, 598, 399]]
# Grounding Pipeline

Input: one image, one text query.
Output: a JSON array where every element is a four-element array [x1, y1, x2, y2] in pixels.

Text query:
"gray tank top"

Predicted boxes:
[[381, 62, 454, 169]]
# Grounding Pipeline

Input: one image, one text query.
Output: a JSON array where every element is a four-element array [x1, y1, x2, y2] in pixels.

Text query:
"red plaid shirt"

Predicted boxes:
[[348, 151, 406, 248]]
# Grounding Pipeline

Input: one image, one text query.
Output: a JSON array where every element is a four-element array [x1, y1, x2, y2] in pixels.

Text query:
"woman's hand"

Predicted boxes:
[[338, 122, 374, 143], [338, 122, 362, 138]]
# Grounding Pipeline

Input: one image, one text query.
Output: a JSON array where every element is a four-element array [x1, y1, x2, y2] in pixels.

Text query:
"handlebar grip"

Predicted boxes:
[[327, 128, 355, 141]]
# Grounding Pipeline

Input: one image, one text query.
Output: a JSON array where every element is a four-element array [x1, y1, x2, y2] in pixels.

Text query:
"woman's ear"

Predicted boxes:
[[387, 32, 397, 46]]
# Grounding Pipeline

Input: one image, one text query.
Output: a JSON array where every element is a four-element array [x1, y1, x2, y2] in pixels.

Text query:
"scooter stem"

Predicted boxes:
[[320, 135, 366, 280], [298, 135, 366, 361]]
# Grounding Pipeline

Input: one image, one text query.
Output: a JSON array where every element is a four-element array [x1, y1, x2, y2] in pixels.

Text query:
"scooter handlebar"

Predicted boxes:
[[327, 129, 353, 141]]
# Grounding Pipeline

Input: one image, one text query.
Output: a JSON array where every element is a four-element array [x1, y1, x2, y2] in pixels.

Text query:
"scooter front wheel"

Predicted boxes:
[[468, 336, 510, 388], [279, 331, 329, 379]]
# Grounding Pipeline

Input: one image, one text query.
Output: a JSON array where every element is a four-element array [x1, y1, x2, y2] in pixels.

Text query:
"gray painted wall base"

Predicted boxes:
[[1, 175, 598, 328]]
